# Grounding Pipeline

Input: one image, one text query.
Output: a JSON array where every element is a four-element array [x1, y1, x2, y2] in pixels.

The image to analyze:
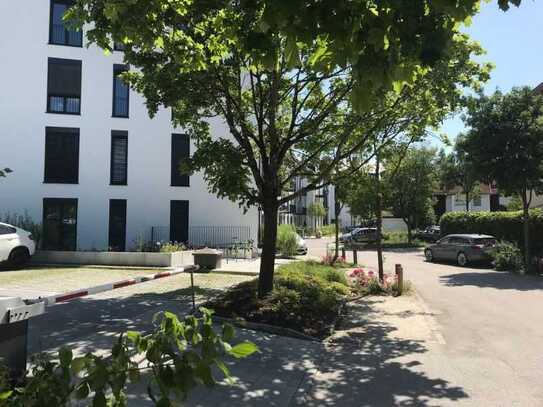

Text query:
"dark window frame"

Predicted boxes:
[[110, 130, 128, 185], [48, 0, 83, 47], [171, 133, 190, 187], [108, 199, 127, 251], [44, 126, 80, 184], [113, 42, 126, 51], [46, 57, 82, 115], [42, 197, 78, 251], [112, 64, 129, 118]]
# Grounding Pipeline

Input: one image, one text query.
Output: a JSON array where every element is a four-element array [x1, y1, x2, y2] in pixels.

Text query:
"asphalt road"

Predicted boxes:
[[308, 238, 543, 405]]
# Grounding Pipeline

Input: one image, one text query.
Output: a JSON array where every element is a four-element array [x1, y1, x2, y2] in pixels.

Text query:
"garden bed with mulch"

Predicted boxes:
[[203, 261, 352, 339]]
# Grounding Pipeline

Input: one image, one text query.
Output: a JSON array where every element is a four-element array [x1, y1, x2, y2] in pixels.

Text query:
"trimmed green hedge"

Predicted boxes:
[[440, 209, 543, 253]]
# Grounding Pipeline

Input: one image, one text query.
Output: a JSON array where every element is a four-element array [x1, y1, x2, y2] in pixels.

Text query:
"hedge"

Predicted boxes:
[[440, 209, 543, 254]]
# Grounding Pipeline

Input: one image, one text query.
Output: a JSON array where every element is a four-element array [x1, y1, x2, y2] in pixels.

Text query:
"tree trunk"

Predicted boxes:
[[333, 195, 341, 261], [375, 154, 384, 281], [465, 191, 470, 212], [521, 191, 531, 274], [406, 221, 412, 244], [258, 201, 279, 298]]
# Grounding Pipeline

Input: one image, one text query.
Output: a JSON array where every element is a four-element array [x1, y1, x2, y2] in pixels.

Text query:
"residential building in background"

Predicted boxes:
[[0, 1, 257, 251]]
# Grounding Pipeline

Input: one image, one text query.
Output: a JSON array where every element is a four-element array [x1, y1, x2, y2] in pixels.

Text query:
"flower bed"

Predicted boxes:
[[349, 267, 403, 296]]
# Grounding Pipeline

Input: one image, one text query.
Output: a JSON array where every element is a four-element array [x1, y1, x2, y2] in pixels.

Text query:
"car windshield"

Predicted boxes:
[[473, 238, 497, 246]]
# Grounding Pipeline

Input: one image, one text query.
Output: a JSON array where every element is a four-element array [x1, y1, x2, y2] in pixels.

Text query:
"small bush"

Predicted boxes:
[[158, 241, 186, 252], [205, 261, 351, 338], [492, 241, 524, 272], [320, 224, 337, 236], [276, 224, 298, 257], [349, 268, 403, 296]]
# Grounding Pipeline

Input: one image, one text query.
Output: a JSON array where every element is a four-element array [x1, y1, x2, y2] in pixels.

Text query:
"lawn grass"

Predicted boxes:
[[203, 260, 351, 338], [0, 265, 159, 287]]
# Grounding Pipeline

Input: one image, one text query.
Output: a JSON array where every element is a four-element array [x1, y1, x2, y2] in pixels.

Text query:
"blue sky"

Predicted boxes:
[[437, 0, 543, 147]]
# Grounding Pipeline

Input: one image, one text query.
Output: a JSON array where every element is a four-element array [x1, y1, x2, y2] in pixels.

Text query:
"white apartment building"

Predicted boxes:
[[0, 1, 257, 251]]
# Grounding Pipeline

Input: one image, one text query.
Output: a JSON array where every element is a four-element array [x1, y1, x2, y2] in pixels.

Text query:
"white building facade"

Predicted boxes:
[[0, 1, 257, 251]]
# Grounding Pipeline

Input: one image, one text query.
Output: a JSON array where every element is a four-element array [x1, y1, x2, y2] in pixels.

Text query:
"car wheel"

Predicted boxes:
[[9, 247, 30, 268], [424, 249, 434, 262], [457, 252, 468, 267]]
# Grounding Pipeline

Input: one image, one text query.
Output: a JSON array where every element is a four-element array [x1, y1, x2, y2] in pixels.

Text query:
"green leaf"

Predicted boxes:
[[92, 391, 107, 407], [71, 356, 87, 374], [0, 390, 12, 400], [59, 347, 73, 368], [227, 342, 259, 359], [215, 359, 231, 379]]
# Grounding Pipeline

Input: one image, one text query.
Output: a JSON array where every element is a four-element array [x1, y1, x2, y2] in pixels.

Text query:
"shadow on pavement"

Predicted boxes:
[[28, 284, 469, 406], [28, 285, 223, 355], [440, 270, 543, 290], [294, 300, 469, 406]]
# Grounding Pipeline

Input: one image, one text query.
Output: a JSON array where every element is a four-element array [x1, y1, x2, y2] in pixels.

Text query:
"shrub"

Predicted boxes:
[[276, 224, 299, 257], [440, 209, 543, 254], [320, 224, 337, 236], [492, 241, 524, 272], [349, 268, 402, 296], [0, 309, 257, 406], [205, 261, 351, 338], [158, 241, 186, 252]]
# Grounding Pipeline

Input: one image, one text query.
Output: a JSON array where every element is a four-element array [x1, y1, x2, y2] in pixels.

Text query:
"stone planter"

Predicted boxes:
[[31, 250, 194, 268]]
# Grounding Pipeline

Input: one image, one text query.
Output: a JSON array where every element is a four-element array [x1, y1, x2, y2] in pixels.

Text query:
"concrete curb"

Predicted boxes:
[[29, 265, 199, 306]]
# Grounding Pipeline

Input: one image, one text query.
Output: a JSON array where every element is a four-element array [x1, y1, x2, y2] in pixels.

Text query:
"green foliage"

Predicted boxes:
[[205, 261, 350, 337], [0, 309, 258, 406], [1, 211, 42, 248], [506, 195, 523, 211], [440, 209, 543, 254], [158, 241, 186, 253], [68, 0, 497, 294], [462, 87, 543, 200], [307, 202, 326, 218], [384, 147, 438, 236], [492, 241, 524, 272], [320, 224, 336, 236], [276, 224, 298, 257], [436, 139, 479, 210]]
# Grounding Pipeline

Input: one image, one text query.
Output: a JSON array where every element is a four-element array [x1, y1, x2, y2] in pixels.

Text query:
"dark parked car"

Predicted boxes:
[[414, 226, 441, 242], [424, 234, 497, 266], [340, 227, 378, 244]]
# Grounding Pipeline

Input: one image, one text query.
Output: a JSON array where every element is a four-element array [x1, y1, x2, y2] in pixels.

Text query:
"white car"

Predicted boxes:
[[0, 222, 36, 267], [296, 234, 308, 255]]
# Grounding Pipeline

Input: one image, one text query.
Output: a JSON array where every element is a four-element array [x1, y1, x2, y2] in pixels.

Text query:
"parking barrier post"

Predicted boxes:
[[395, 264, 404, 293]]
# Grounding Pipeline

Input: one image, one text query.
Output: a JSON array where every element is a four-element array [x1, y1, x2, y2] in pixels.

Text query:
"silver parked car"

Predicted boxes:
[[424, 234, 497, 267]]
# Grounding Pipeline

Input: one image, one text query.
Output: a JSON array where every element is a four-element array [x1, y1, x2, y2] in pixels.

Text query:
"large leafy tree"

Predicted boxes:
[[461, 87, 543, 271], [437, 137, 479, 212], [70, 0, 497, 296], [384, 148, 437, 243]]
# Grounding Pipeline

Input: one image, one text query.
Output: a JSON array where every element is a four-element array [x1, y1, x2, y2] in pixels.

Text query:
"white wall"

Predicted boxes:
[[0, 2, 257, 250], [446, 193, 490, 213]]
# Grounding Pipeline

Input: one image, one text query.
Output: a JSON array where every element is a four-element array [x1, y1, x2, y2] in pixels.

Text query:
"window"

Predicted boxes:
[[112, 64, 129, 117], [44, 127, 79, 184], [47, 58, 82, 114], [108, 200, 127, 251], [473, 195, 482, 207], [110, 131, 128, 185], [0, 225, 16, 235], [42, 198, 78, 251], [171, 134, 190, 186], [170, 200, 189, 243], [49, 0, 82, 46]]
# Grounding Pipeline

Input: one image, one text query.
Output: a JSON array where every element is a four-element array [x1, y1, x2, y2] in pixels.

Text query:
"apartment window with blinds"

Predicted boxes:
[[110, 131, 128, 185], [112, 65, 129, 117], [171, 134, 190, 187], [44, 127, 79, 184], [47, 58, 81, 114], [49, 0, 82, 47]]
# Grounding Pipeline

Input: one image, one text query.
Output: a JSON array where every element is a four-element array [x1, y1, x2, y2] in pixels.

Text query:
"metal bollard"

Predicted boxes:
[[341, 246, 346, 259], [395, 264, 404, 293], [353, 249, 358, 265]]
